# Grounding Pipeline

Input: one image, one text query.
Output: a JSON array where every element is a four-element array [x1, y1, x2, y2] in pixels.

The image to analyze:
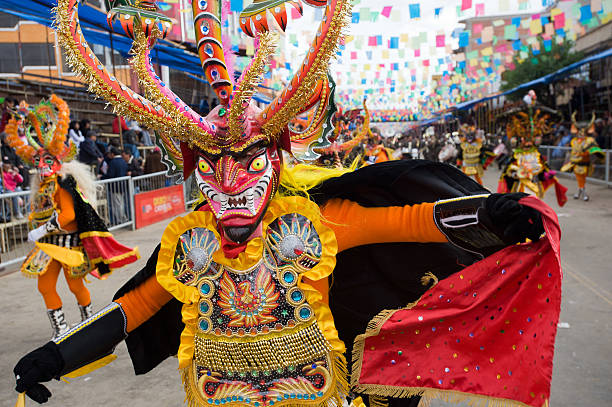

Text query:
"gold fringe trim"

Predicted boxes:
[[420, 272, 438, 288], [194, 322, 331, 373], [354, 386, 548, 407], [260, 0, 351, 138], [368, 395, 388, 407], [228, 31, 277, 140]]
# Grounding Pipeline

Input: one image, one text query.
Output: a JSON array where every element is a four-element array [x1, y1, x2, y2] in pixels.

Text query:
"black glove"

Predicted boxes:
[[14, 342, 64, 404], [485, 193, 544, 244]]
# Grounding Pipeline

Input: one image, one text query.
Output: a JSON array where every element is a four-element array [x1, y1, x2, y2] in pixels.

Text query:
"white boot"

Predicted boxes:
[[47, 308, 69, 340], [583, 189, 589, 201], [78, 303, 93, 321], [573, 188, 583, 199]]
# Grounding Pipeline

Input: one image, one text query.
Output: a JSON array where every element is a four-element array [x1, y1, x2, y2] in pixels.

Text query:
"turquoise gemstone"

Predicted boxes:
[[299, 307, 311, 319], [200, 302, 209, 313], [283, 272, 295, 284], [200, 283, 211, 295], [199, 319, 209, 331], [291, 290, 303, 302]]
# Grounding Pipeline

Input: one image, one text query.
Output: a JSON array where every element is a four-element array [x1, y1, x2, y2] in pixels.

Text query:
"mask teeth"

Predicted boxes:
[[246, 189, 256, 216], [218, 193, 229, 217]]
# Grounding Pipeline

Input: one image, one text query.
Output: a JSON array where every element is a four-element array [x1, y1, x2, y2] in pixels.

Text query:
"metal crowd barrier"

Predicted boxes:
[[538, 145, 611, 188], [0, 172, 201, 269]]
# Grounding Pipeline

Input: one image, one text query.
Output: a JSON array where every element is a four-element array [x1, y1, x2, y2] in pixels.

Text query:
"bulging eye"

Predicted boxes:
[[198, 159, 213, 175], [249, 156, 266, 172]]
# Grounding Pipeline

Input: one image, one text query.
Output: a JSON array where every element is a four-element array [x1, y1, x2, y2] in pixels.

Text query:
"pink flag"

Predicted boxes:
[[475, 3, 485, 16], [553, 12, 565, 29], [290, 7, 301, 19], [461, 0, 472, 11], [368, 36, 378, 46], [436, 35, 445, 47], [381, 6, 392, 18]]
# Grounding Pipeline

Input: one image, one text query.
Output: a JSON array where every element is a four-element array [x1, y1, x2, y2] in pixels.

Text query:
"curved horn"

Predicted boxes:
[[25, 127, 43, 151], [192, 0, 233, 105], [4, 117, 37, 164], [227, 31, 278, 140], [54, 0, 207, 152], [571, 111, 578, 126], [259, 0, 351, 138], [589, 112, 596, 128]]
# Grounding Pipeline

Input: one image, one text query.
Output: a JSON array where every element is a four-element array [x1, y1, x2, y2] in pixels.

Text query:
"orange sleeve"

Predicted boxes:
[[54, 187, 77, 232], [115, 275, 174, 332], [321, 198, 447, 253]]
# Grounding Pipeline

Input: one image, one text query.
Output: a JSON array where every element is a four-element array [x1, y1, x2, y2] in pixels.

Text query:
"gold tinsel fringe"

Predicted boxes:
[[228, 31, 278, 140], [130, 27, 218, 153], [261, 0, 352, 139], [52, 0, 204, 152]]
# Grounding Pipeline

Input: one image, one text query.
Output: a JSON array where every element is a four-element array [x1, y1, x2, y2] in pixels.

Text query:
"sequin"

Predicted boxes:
[[444, 367, 450, 372], [417, 316, 423, 321], [391, 360, 396, 365]]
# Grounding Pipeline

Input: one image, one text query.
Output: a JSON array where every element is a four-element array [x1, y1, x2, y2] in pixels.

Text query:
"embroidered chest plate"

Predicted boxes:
[[461, 142, 481, 164], [515, 151, 543, 179], [570, 138, 590, 163], [172, 213, 339, 407], [29, 178, 58, 228]]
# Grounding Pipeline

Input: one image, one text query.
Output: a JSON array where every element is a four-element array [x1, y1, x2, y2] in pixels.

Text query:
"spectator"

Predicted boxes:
[[144, 146, 166, 174], [2, 162, 24, 219], [68, 120, 84, 146], [79, 119, 92, 138], [101, 147, 127, 179], [140, 125, 154, 146], [121, 149, 143, 177], [595, 118, 610, 150], [1, 132, 29, 188], [0, 97, 17, 133], [79, 131, 104, 171]]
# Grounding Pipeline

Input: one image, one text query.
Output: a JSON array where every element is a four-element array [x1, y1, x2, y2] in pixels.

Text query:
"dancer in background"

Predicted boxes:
[[561, 113, 604, 201], [4, 95, 139, 339], [456, 124, 494, 184]]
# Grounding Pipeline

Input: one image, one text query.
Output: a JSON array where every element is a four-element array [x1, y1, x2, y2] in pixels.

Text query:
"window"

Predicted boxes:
[[0, 12, 19, 28], [21, 43, 56, 66], [0, 43, 19, 73]]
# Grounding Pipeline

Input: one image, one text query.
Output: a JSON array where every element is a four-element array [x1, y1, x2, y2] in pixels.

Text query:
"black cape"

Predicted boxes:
[[114, 160, 489, 400], [58, 175, 113, 275]]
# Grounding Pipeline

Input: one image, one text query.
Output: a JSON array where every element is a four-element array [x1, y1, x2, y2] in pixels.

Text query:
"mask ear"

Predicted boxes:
[[180, 142, 197, 180], [587, 123, 596, 134], [571, 124, 578, 134]]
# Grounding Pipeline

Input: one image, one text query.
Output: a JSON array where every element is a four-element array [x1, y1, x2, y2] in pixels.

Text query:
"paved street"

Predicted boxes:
[[1, 168, 611, 407]]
